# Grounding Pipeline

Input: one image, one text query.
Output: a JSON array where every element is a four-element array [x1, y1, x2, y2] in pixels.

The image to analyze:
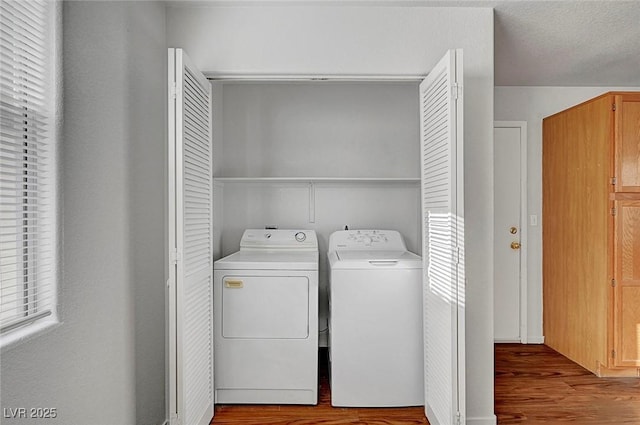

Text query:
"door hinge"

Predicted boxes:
[[612, 349, 616, 359], [453, 246, 461, 265], [611, 177, 617, 185], [611, 278, 617, 288], [452, 83, 462, 100], [170, 82, 177, 99], [612, 103, 616, 111], [456, 411, 462, 425], [611, 207, 617, 216], [170, 248, 181, 265]]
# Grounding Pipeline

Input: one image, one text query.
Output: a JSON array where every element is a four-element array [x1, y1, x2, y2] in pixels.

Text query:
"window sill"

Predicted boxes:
[[1, 317, 61, 353]]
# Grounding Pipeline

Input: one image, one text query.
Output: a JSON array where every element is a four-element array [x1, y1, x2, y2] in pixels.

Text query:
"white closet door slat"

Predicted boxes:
[[420, 49, 465, 425], [168, 48, 214, 425]]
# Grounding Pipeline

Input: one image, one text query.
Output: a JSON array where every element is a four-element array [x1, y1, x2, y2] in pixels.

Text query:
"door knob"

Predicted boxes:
[[510, 242, 521, 250]]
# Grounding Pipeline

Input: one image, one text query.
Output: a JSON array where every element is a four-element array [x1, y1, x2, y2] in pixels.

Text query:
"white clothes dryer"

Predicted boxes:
[[327, 229, 423, 407], [214, 229, 318, 405]]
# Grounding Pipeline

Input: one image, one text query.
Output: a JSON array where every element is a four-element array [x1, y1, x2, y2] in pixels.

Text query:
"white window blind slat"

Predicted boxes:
[[0, 0, 56, 339], [0, 56, 45, 84], [1, 0, 47, 22], [0, 80, 46, 102], [1, 289, 56, 308], [1, 265, 51, 284], [0, 31, 47, 62], [0, 68, 46, 93], [6, 2, 46, 26], [11, 0, 46, 15], [0, 6, 47, 41], [0, 111, 48, 127]]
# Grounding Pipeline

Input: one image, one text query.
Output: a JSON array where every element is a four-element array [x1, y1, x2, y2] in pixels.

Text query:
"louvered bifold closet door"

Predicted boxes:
[[419, 49, 465, 425], [168, 48, 214, 425]]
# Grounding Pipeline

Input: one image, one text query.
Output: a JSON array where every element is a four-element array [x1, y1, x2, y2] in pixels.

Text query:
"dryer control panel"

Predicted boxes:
[[240, 229, 318, 251], [328, 230, 407, 251]]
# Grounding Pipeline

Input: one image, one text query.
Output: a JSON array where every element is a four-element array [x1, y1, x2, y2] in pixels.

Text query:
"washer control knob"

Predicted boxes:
[[362, 236, 373, 246], [295, 232, 306, 242]]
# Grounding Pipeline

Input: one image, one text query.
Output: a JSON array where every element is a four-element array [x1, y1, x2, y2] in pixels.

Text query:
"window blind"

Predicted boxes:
[[0, 0, 56, 335]]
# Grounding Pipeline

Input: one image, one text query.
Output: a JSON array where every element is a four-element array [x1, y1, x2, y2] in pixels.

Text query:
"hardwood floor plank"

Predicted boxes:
[[211, 349, 429, 425], [210, 344, 640, 424], [495, 344, 640, 424]]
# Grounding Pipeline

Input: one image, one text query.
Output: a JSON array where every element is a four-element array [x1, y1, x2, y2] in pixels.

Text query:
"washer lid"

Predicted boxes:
[[214, 250, 318, 271], [333, 250, 422, 269], [328, 230, 407, 251]]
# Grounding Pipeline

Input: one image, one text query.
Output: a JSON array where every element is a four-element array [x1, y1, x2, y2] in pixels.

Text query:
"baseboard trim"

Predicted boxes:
[[467, 414, 497, 425], [597, 362, 640, 377], [527, 336, 545, 344], [494, 338, 521, 343]]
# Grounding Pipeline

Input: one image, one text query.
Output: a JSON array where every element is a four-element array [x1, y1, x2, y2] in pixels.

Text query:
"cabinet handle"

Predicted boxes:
[[225, 280, 244, 288]]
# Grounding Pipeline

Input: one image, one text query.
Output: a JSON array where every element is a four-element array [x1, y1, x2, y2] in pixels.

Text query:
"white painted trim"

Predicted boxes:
[[214, 177, 420, 184], [205, 73, 425, 81], [467, 415, 498, 425], [494, 338, 522, 344], [167, 47, 178, 425], [167, 0, 485, 8], [493, 121, 528, 344], [527, 336, 545, 344], [0, 320, 62, 353]]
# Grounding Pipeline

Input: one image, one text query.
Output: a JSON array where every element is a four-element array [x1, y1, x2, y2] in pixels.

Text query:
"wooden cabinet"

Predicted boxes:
[[615, 94, 640, 192], [613, 199, 640, 368], [543, 92, 640, 377]]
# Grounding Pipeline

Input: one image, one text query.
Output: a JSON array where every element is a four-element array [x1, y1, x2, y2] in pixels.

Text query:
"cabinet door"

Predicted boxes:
[[613, 199, 640, 367], [614, 94, 640, 192]]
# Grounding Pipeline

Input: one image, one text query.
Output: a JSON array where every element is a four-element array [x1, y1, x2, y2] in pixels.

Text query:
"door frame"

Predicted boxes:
[[494, 121, 528, 344]]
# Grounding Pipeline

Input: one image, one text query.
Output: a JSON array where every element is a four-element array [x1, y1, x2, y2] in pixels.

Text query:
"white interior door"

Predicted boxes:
[[168, 48, 214, 425], [493, 122, 527, 343], [420, 49, 465, 425]]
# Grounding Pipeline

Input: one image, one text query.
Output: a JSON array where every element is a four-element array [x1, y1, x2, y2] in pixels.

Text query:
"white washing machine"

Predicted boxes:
[[213, 229, 318, 405], [328, 229, 423, 407]]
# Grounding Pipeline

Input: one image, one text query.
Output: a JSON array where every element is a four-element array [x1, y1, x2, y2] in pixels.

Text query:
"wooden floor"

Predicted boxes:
[[495, 344, 640, 424], [211, 345, 640, 424], [210, 348, 428, 424]]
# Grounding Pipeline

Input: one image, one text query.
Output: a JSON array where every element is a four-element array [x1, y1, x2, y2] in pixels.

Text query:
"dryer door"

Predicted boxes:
[[221, 275, 310, 339]]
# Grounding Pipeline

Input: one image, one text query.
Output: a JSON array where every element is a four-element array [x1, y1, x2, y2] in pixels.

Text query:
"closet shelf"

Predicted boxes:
[[214, 177, 420, 184]]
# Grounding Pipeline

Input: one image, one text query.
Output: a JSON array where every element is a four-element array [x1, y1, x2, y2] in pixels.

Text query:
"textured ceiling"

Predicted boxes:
[[494, 1, 640, 86], [167, 0, 640, 86]]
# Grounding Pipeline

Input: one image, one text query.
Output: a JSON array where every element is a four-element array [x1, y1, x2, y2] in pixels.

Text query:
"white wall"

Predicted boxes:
[[128, 3, 168, 424], [219, 82, 419, 177], [495, 86, 640, 343], [0, 3, 167, 424], [169, 6, 495, 423]]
